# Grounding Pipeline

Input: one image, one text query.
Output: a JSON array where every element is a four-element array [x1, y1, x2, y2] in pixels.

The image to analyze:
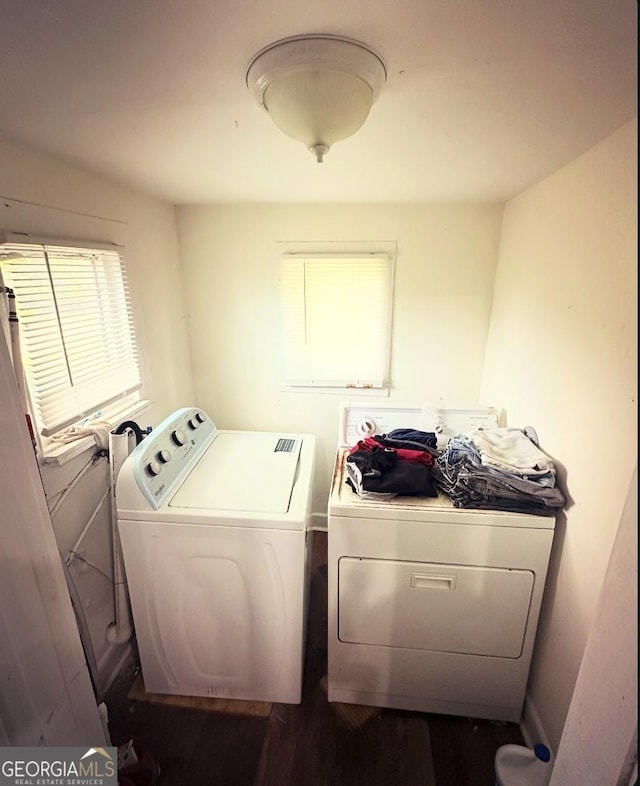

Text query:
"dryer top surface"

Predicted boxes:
[[332, 400, 555, 529], [329, 449, 555, 530]]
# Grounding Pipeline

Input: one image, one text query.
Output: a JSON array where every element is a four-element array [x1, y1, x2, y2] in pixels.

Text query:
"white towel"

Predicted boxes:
[[467, 427, 555, 477], [50, 418, 114, 450]]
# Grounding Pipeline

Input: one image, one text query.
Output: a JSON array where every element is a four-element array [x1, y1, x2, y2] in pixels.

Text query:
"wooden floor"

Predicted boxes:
[[105, 531, 524, 786]]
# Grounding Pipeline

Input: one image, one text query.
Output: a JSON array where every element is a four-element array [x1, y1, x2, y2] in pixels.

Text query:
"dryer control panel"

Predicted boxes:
[[423, 406, 500, 449], [118, 407, 216, 510], [338, 401, 500, 450]]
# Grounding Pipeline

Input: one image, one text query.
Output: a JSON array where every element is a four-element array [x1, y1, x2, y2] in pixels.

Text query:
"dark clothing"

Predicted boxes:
[[346, 443, 438, 498]]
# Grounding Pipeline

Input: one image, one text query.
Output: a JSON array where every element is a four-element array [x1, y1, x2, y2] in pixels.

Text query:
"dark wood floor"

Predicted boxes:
[[105, 531, 524, 786]]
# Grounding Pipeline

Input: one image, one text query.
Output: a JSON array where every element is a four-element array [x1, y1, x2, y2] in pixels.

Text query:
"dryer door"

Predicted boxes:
[[338, 557, 534, 658]]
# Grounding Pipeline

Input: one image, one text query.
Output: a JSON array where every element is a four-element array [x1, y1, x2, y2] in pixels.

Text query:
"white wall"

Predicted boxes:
[[175, 203, 503, 515], [0, 137, 193, 418], [480, 118, 638, 750], [550, 467, 637, 786], [0, 137, 193, 698]]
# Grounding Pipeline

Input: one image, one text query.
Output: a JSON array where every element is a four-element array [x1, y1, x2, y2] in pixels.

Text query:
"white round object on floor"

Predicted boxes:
[[494, 743, 552, 786]]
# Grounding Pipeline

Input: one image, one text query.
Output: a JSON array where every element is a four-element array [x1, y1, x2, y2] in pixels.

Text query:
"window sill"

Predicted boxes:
[[40, 399, 154, 466], [282, 386, 390, 397]]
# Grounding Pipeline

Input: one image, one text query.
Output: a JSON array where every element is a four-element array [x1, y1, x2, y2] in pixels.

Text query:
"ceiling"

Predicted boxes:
[[0, 0, 637, 205]]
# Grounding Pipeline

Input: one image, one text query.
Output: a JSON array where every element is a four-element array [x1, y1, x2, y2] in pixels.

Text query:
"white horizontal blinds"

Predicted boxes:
[[281, 254, 392, 387], [1, 243, 141, 436]]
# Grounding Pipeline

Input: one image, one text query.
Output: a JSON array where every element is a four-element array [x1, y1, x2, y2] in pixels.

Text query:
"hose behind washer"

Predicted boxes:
[[111, 420, 144, 445]]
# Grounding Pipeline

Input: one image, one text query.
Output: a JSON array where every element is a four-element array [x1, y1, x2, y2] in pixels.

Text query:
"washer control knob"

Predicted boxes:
[[187, 417, 200, 430], [157, 449, 171, 463], [171, 428, 187, 446], [145, 459, 161, 477], [195, 412, 206, 423]]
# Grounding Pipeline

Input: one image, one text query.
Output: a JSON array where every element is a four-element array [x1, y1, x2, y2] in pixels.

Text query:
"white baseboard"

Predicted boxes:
[[97, 641, 134, 699], [521, 691, 554, 755], [310, 511, 328, 532]]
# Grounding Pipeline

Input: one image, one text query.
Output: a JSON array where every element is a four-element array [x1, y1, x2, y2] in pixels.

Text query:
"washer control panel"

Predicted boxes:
[[124, 407, 215, 510]]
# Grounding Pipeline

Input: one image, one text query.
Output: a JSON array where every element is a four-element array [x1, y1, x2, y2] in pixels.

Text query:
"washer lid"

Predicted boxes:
[[170, 431, 302, 514]]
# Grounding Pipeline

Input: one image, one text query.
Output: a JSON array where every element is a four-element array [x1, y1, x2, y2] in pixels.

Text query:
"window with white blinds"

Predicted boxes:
[[280, 253, 394, 390], [0, 241, 141, 437]]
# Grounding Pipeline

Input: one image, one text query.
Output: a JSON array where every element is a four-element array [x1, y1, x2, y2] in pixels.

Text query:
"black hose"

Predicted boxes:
[[112, 420, 144, 445]]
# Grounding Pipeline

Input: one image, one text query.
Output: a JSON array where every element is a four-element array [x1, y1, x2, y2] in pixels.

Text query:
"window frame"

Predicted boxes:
[[0, 232, 144, 456], [278, 241, 396, 396]]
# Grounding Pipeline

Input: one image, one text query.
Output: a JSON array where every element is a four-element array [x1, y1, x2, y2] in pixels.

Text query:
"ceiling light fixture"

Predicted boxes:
[[246, 34, 386, 163]]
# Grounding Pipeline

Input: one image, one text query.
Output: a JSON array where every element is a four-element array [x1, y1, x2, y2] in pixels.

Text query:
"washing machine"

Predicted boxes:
[[327, 401, 555, 723], [116, 406, 315, 704]]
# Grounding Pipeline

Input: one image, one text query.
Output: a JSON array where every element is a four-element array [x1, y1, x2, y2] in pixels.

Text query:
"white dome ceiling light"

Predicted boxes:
[[246, 35, 387, 163]]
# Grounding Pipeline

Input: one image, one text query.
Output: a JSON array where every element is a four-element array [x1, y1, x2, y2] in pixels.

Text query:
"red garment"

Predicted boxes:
[[349, 437, 435, 467]]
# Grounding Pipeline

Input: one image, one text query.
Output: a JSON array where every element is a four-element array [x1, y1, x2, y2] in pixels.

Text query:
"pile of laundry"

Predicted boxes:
[[434, 426, 566, 515], [346, 429, 439, 500]]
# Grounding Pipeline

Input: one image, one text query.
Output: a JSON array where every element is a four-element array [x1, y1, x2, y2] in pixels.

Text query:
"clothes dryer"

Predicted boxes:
[[328, 402, 555, 722], [116, 407, 315, 704]]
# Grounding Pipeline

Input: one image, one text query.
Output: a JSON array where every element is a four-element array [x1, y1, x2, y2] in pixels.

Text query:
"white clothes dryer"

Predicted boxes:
[[116, 407, 315, 704], [328, 402, 555, 722]]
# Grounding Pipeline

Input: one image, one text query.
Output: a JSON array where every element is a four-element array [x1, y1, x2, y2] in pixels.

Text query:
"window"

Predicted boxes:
[[0, 239, 141, 442], [280, 247, 394, 392]]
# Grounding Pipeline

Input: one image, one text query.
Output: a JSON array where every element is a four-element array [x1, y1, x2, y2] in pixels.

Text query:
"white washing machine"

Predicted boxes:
[[116, 407, 315, 704], [328, 402, 555, 723]]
